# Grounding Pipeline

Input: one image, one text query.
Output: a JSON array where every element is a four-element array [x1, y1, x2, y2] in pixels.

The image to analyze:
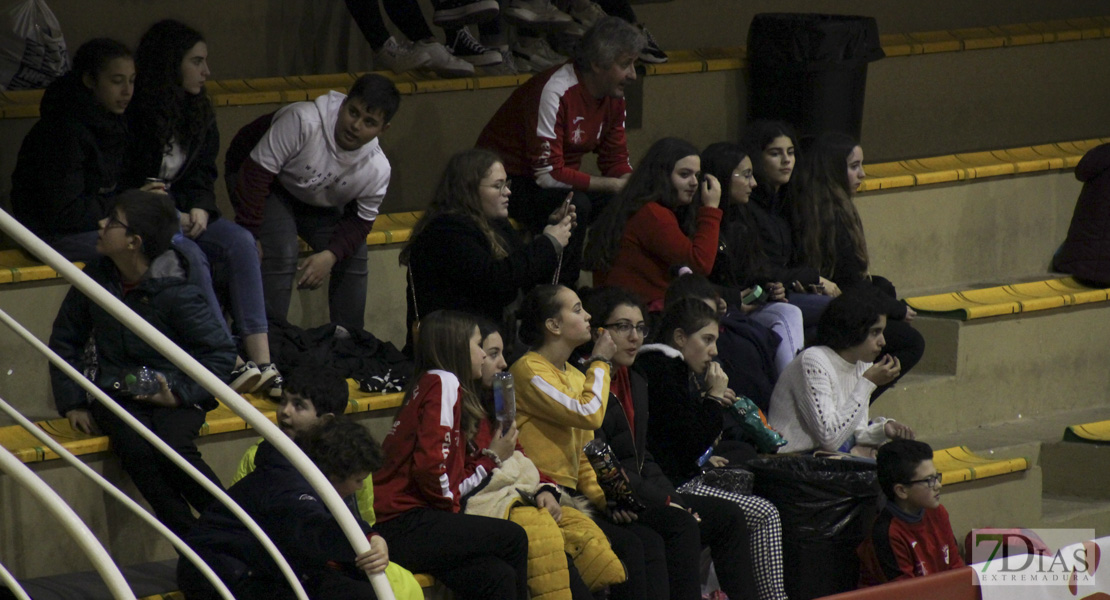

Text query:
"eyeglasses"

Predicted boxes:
[[481, 179, 512, 193], [102, 214, 130, 232], [601, 322, 648, 337], [907, 473, 942, 489]]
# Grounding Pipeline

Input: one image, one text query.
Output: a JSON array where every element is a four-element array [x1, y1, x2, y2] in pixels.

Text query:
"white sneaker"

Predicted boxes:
[[376, 36, 431, 73], [482, 47, 528, 75], [503, 0, 573, 29], [512, 36, 568, 72], [448, 29, 503, 66], [415, 39, 477, 78], [566, 1, 607, 36]]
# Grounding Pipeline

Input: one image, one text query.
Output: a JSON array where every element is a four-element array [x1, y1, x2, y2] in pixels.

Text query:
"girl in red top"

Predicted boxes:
[[372, 310, 529, 599], [584, 137, 723, 310]]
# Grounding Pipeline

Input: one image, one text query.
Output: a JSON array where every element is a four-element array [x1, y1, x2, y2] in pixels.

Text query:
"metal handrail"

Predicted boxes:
[[0, 209, 395, 599], [0, 396, 235, 600], [0, 442, 135, 599], [0, 558, 32, 600]]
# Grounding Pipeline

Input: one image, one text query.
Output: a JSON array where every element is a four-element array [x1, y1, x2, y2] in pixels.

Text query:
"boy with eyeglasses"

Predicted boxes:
[[857, 439, 965, 586]]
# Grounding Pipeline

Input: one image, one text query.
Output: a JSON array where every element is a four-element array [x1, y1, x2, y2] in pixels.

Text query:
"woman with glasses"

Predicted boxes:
[[400, 148, 573, 352], [768, 288, 916, 456]]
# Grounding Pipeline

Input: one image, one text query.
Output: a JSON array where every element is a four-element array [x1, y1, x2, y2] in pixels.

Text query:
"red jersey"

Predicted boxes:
[[373, 371, 489, 521], [857, 503, 965, 586], [476, 63, 633, 191]]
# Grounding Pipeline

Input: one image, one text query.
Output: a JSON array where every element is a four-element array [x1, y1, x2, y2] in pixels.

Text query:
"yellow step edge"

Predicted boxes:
[[933, 445, 1030, 485]]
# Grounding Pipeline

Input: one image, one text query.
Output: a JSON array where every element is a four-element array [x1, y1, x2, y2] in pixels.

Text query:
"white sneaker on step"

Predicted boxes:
[[375, 36, 431, 73], [503, 0, 573, 29], [512, 36, 568, 72], [415, 39, 477, 78]]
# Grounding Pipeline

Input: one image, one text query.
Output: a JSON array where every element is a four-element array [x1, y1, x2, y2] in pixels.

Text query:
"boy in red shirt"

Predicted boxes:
[[858, 439, 965, 585]]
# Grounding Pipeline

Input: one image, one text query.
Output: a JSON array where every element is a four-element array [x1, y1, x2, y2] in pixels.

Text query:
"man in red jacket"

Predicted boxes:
[[858, 439, 965, 586], [476, 16, 643, 285]]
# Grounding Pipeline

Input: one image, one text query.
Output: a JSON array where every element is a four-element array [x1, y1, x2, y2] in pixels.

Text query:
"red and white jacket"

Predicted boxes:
[[476, 63, 632, 191], [373, 370, 490, 521]]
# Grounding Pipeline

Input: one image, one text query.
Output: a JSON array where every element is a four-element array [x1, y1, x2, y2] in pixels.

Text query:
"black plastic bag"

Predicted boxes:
[[749, 456, 879, 600]]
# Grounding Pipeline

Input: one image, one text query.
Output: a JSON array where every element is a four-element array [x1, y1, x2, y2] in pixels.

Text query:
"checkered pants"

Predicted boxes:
[[679, 481, 788, 600]]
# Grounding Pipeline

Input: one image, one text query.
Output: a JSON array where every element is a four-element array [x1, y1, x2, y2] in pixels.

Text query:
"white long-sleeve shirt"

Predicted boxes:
[[769, 346, 889, 453]]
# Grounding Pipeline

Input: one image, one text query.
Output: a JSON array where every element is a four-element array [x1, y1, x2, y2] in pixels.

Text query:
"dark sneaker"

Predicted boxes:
[[449, 28, 503, 66], [268, 372, 286, 400], [639, 26, 668, 64], [230, 361, 261, 393], [433, 0, 500, 27], [251, 363, 281, 393]]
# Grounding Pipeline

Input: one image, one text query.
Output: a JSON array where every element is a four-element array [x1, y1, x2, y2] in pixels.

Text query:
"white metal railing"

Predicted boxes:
[[0, 442, 135, 599], [0, 558, 32, 600], [0, 396, 235, 600], [0, 209, 395, 599]]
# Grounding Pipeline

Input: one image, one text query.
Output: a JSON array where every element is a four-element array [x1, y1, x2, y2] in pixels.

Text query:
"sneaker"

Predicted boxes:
[[268, 371, 286, 400], [482, 47, 528, 75], [503, 0, 573, 29], [433, 0, 499, 28], [376, 36, 432, 73], [250, 363, 281, 393], [512, 36, 568, 72], [415, 39, 477, 78], [229, 361, 261, 393], [448, 28, 503, 66], [639, 26, 669, 64], [566, 1, 607, 36]]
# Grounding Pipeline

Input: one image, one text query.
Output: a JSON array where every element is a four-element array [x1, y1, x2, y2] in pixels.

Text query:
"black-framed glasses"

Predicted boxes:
[[907, 473, 942, 488], [601, 322, 648, 337], [102, 213, 130, 232], [481, 179, 512, 193]]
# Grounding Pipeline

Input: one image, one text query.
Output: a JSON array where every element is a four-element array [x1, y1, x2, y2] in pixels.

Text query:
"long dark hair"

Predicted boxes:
[[400, 148, 507, 266], [792, 132, 869, 279], [651, 297, 719, 348], [701, 141, 763, 284], [131, 20, 213, 154], [73, 38, 131, 87], [740, 120, 797, 209], [406, 310, 484, 437], [583, 137, 700, 271]]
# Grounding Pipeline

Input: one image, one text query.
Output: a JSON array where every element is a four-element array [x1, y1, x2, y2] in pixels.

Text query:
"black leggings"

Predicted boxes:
[[375, 508, 530, 600], [344, 0, 433, 50], [592, 515, 669, 600]]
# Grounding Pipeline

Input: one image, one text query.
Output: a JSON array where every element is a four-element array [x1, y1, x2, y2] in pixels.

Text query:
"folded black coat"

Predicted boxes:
[[1055, 143, 1110, 286], [267, 315, 412, 393]]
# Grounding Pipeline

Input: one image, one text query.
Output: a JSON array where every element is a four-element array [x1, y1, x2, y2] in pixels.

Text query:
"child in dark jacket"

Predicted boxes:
[[178, 418, 389, 600], [48, 191, 236, 536], [858, 439, 964, 585]]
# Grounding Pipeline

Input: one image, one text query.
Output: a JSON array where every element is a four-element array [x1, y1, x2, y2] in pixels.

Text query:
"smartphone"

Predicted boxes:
[[741, 285, 765, 305], [560, 194, 572, 219]]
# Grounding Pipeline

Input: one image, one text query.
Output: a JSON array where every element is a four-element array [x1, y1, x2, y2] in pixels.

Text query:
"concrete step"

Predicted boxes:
[[1041, 495, 1110, 532], [1041, 441, 1110, 499]]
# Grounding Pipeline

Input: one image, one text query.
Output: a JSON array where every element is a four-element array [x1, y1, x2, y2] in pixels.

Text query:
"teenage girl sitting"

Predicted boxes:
[[511, 285, 670, 600], [372, 310, 530, 599]]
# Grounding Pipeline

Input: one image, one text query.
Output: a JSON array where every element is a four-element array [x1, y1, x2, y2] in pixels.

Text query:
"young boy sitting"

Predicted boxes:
[[857, 439, 966, 586], [232, 363, 423, 600], [178, 418, 388, 599]]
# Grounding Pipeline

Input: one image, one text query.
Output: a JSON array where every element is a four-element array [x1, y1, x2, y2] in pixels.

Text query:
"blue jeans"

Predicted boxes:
[[46, 231, 229, 336], [257, 192, 369, 330], [786, 291, 833, 339], [192, 218, 268, 336]]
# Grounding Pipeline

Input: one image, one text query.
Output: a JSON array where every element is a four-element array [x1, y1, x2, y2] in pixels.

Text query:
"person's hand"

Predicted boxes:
[[715, 296, 728, 316], [356, 535, 389, 575], [705, 362, 729, 398], [818, 277, 841, 298], [488, 422, 518, 462], [140, 181, 168, 194], [608, 508, 638, 524], [547, 193, 577, 225], [706, 455, 729, 468], [296, 250, 337, 289], [536, 491, 562, 522], [542, 215, 573, 249], [700, 174, 722, 208], [721, 388, 737, 407], [66, 409, 98, 435], [186, 208, 209, 239], [767, 282, 787, 302], [904, 306, 918, 322], [884, 420, 915, 440], [590, 328, 617, 361], [136, 374, 179, 407], [863, 355, 901, 386], [737, 288, 758, 314], [179, 212, 192, 232]]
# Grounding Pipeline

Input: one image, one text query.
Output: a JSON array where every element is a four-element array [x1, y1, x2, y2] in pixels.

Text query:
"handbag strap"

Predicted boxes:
[[408, 267, 419, 322]]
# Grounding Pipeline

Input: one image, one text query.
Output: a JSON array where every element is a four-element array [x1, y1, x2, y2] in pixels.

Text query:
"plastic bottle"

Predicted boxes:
[[491, 372, 516, 435], [119, 366, 161, 396]]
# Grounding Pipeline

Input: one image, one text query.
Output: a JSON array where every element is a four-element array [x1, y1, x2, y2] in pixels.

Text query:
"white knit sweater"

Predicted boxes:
[[768, 346, 889, 453]]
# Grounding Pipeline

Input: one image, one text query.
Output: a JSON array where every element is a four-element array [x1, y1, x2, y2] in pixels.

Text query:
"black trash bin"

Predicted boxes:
[[749, 456, 879, 600], [747, 13, 884, 143]]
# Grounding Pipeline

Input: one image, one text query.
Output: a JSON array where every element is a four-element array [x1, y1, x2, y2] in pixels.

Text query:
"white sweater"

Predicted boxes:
[[768, 346, 889, 453]]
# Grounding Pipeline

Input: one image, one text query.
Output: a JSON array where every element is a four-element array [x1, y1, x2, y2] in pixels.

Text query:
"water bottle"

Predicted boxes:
[[492, 372, 516, 435], [119, 366, 161, 396]]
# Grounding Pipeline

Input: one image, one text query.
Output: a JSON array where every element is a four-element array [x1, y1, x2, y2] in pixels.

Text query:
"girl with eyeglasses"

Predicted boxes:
[[401, 148, 573, 353]]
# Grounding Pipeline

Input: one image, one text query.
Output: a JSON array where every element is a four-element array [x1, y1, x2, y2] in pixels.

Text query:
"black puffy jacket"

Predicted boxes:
[[1054, 143, 1110, 286], [10, 72, 129, 237], [126, 112, 221, 218], [48, 249, 236, 416]]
